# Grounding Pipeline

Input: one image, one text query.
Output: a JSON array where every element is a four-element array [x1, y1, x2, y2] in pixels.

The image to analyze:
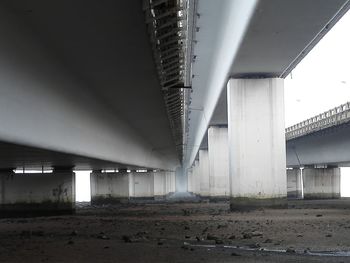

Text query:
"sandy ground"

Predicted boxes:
[[1, 201, 350, 262]]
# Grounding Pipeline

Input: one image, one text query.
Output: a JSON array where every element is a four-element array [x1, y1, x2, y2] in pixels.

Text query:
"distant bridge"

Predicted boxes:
[[286, 102, 350, 167]]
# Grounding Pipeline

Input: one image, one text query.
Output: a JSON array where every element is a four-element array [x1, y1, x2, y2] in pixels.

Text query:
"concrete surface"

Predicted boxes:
[[0, 169, 75, 215], [208, 126, 229, 197], [303, 168, 341, 199], [227, 78, 287, 209], [198, 150, 210, 197], [90, 171, 130, 204], [287, 168, 303, 199]]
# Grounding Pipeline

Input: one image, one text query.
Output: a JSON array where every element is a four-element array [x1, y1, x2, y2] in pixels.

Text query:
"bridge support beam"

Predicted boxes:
[[199, 150, 210, 198], [0, 168, 75, 216], [303, 168, 341, 200], [287, 168, 302, 199], [208, 126, 229, 198], [227, 78, 287, 210]]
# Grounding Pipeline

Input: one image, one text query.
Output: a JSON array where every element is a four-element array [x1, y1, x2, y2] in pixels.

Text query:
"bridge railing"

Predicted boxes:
[[285, 102, 350, 140]]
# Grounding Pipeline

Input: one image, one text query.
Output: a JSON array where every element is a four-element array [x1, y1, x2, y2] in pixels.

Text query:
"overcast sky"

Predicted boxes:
[[284, 10, 350, 128]]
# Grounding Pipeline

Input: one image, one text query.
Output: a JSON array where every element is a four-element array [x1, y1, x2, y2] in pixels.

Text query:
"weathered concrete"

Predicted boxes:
[[208, 126, 229, 197], [192, 160, 200, 196], [227, 78, 287, 210], [187, 168, 193, 193], [199, 150, 210, 197], [303, 168, 341, 200], [165, 171, 176, 194], [130, 172, 154, 199], [154, 172, 166, 200], [0, 169, 75, 216], [90, 171, 130, 204], [287, 168, 303, 199]]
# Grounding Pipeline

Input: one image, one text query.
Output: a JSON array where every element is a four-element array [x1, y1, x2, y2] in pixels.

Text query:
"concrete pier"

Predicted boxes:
[[208, 126, 229, 198], [227, 78, 287, 210], [90, 171, 130, 204], [192, 160, 200, 196], [303, 168, 341, 199], [199, 150, 210, 197], [153, 171, 166, 200], [165, 171, 176, 195], [0, 168, 75, 216], [287, 168, 303, 199]]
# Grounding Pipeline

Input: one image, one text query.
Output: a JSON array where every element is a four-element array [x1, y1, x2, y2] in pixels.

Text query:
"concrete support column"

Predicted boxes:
[[303, 168, 340, 199], [199, 150, 210, 197], [130, 172, 154, 199], [208, 126, 230, 197], [287, 168, 302, 199], [227, 78, 287, 210], [90, 170, 130, 204], [153, 171, 166, 200], [193, 160, 200, 195], [0, 168, 75, 216], [166, 171, 176, 194], [187, 168, 193, 193]]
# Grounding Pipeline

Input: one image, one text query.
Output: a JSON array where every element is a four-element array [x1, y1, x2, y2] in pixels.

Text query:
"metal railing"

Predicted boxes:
[[285, 102, 350, 140]]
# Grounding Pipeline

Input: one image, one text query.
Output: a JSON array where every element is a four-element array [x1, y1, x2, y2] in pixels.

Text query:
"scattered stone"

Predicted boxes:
[[231, 252, 241, 256], [286, 247, 296, 253], [98, 234, 110, 240], [206, 234, 218, 241], [181, 245, 189, 250], [228, 235, 236, 240], [242, 233, 252, 239], [248, 243, 260, 249], [215, 239, 223, 244], [263, 239, 273, 243], [182, 209, 190, 216], [274, 241, 282, 245], [122, 235, 132, 243], [32, 231, 44, 237], [297, 234, 303, 238], [202, 227, 208, 234], [251, 231, 263, 237]]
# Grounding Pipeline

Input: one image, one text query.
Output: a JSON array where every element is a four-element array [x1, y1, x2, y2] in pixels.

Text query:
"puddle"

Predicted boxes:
[[183, 242, 350, 257]]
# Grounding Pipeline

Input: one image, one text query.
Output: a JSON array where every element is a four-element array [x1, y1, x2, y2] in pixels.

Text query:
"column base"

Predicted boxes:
[[230, 197, 287, 211], [209, 196, 230, 202], [91, 196, 129, 205], [303, 193, 341, 200], [287, 190, 303, 199]]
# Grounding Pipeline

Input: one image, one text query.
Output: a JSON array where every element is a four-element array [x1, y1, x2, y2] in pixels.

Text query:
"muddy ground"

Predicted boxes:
[[1, 201, 350, 262]]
